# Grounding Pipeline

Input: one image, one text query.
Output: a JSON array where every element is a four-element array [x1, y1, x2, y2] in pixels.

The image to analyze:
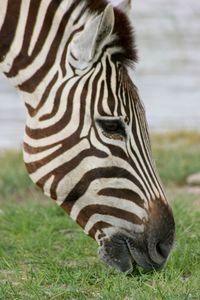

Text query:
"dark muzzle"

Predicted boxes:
[[98, 200, 175, 273]]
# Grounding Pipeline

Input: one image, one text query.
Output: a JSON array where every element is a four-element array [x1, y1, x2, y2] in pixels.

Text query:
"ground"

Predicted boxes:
[[0, 132, 200, 300]]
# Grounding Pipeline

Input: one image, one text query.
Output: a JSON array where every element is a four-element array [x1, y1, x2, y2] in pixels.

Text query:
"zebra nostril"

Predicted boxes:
[[148, 231, 175, 267], [147, 241, 170, 267], [155, 240, 170, 259]]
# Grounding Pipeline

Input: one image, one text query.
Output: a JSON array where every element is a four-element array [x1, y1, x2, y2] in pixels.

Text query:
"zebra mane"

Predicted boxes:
[[84, 0, 138, 67]]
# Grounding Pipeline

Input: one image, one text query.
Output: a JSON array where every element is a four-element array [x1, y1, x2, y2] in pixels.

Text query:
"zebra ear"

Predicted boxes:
[[70, 4, 115, 70], [117, 0, 132, 16]]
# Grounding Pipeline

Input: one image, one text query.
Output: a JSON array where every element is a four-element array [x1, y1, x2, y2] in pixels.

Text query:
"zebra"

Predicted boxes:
[[0, 0, 175, 273]]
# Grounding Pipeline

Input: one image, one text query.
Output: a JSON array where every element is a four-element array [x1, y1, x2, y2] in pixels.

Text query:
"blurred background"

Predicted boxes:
[[0, 0, 199, 148]]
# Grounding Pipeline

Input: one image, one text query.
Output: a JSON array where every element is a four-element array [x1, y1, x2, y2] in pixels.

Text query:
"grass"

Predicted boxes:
[[0, 132, 200, 300]]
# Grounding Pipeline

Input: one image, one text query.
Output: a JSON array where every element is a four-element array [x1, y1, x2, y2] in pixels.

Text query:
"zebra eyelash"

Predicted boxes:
[[96, 118, 127, 140]]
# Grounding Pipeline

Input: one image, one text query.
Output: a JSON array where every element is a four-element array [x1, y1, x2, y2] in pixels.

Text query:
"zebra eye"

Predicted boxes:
[[96, 118, 126, 140]]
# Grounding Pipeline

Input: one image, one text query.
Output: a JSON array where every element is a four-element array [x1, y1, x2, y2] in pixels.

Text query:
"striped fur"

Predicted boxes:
[[0, 0, 175, 271]]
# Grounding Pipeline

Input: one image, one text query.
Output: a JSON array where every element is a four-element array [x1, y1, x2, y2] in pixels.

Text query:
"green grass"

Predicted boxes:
[[0, 132, 200, 300], [152, 131, 200, 185]]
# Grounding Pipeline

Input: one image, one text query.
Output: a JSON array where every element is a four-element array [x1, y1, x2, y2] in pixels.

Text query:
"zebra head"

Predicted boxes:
[[2, 0, 175, 272], [55, 2, 175, 273]]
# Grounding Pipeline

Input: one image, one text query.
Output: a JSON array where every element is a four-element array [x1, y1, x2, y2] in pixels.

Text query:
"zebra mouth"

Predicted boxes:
[[125, 238, 160, 271], [98, 237, 134, 273], [98, 234, 164, 272], [97, 233, 145, 273]]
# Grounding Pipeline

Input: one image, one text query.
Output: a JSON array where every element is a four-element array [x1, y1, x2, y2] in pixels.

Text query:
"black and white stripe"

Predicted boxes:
[[0, 0, 174, 271]]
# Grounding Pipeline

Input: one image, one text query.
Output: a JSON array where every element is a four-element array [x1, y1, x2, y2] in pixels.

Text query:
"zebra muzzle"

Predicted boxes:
[[98, 218, 175, 273], [98, 233, 165, 273]]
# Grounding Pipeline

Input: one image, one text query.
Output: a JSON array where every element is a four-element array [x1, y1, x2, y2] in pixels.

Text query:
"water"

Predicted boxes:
[[133, 0, 200, 131], [0, 0, 200, 148]]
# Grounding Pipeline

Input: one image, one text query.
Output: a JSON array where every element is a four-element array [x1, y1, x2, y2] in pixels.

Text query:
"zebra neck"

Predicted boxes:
[[0, 0, 91, 110]]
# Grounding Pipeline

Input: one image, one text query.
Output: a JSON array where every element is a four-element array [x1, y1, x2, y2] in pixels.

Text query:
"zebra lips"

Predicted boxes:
[[98, 234, 135, 273], [97, 228, 144, 273]]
